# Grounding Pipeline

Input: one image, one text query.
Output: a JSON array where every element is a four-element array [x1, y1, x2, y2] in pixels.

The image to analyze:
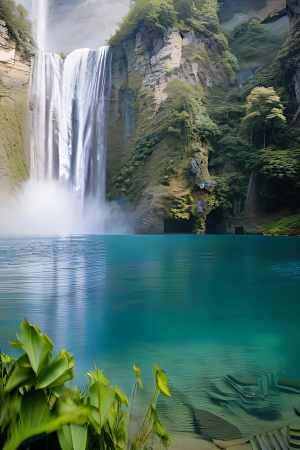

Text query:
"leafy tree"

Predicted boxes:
[[241, 87, 286, 148], [0, 0, 35, 61]]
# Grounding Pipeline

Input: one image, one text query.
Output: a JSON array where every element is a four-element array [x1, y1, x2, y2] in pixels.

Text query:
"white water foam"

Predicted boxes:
[[0, 180, 133, 236]]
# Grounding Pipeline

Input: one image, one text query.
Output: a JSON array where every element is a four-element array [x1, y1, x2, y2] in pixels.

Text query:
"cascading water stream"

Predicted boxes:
[[0, 1, 131, 235], [30, 47, 111, 207], [18, 0, 48, 51]]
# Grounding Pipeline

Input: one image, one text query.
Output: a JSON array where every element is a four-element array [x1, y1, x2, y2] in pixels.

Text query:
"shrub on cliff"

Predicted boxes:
[[108, 0, 177, 45], [0, 0, 35, 61], [164, 79, 219, 145]]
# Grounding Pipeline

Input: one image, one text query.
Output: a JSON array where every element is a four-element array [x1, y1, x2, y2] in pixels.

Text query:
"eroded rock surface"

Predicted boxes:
[[107, 25, 227, 234], [0, 20, 30, 200]]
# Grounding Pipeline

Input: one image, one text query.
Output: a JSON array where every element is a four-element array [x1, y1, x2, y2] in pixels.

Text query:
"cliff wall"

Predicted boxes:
[[107, 24, 229, 234], [278, 0, 300, 123], [0, 19, 30, 200]]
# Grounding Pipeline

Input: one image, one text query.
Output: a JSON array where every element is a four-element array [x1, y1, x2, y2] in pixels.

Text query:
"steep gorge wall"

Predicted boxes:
[[0, 20, 30, 200], [107, 25, 228, 234], [278, 0, 300, 123]]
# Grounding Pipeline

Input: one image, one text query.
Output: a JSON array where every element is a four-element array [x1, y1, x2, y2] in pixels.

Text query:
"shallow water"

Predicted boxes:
[[0, 235, 300, 433]]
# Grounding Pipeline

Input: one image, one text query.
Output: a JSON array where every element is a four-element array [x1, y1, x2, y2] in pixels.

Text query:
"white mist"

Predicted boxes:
[[0, 180, 132, 236]]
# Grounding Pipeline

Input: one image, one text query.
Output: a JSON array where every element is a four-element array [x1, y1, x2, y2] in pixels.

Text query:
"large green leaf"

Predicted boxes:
[[3, 390, 89, 450], [153, 363, 171, 398], [37, 350, 75, 389], [114, 386, 129, 408], [56, 388, 88, 450], [0, 392, 21, 434], [88, 381, 117, 434], [105, 409, 129, 450], [5, 354, 36, 393], [57, 424, 88, 450], [12, 319, 53, 376], [150, 407, 171, 448], [7, 327, 75, 391]]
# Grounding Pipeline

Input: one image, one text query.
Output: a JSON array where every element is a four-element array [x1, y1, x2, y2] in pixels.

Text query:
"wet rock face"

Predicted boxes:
[[287, 0, 300, 35], [0, 20, 30, 200], [107, 25, 227, 234], [284, 0, 300, 124], [287, 0, 300, 20]]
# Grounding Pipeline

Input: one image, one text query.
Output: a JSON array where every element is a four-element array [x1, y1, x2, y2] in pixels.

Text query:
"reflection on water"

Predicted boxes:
[[0, 235, 300, 436]]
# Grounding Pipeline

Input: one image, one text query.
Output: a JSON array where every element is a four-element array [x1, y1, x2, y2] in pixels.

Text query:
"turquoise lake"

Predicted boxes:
[[0, 235, 300, 435]]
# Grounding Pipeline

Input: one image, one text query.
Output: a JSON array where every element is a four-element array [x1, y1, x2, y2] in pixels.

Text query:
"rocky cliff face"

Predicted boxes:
[[107, 25, 228, 234], [279, 0, 300, 123], [0, 20, 30, 200], [287, 0, 300, 33]]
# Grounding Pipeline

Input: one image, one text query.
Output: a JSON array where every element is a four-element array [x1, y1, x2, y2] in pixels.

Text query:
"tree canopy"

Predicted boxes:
[[241, 87, 286, 148]]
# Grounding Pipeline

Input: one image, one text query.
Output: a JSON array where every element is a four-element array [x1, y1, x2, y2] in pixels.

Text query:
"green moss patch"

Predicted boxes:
[[263, 214, 300, 236]]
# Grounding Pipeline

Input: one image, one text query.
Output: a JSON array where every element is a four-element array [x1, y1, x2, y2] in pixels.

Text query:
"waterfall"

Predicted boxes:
[[30, 47, 111, 206], [18, 0, 48, 51], [0, 4, 132, 235]]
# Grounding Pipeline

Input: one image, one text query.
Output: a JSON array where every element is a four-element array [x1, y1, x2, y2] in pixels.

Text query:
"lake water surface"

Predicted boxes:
[[0, 235, 300, 435]]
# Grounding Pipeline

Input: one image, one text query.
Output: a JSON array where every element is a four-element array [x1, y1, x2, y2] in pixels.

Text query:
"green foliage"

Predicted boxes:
[[164, 79, 219, 143], [237, 47, 261, 59], [0, 0, 35, 61], [228, 19, 287, 72], [187, 0, 219, 34], [108, 0, 177, 45], [108, 0, 237, 76], [246, 19, 269, 40], [219, 50, 239, 78], [241, 87, 286, 148], [276, 29, 300, 62], [257, 147, 300, 180], [185, 0, 231, 53], [182, 45, 210, 64], [3, 391, 88, 450], [167, 194, 196, 220], [133, 364, 143, 389], [263, 214, 300, 236], [206, 53, 300, 221], [173, 0, 205, 21], [7, 318, 75, 392], [0, 320, 171, 450], [130, 363, 171, 450]]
